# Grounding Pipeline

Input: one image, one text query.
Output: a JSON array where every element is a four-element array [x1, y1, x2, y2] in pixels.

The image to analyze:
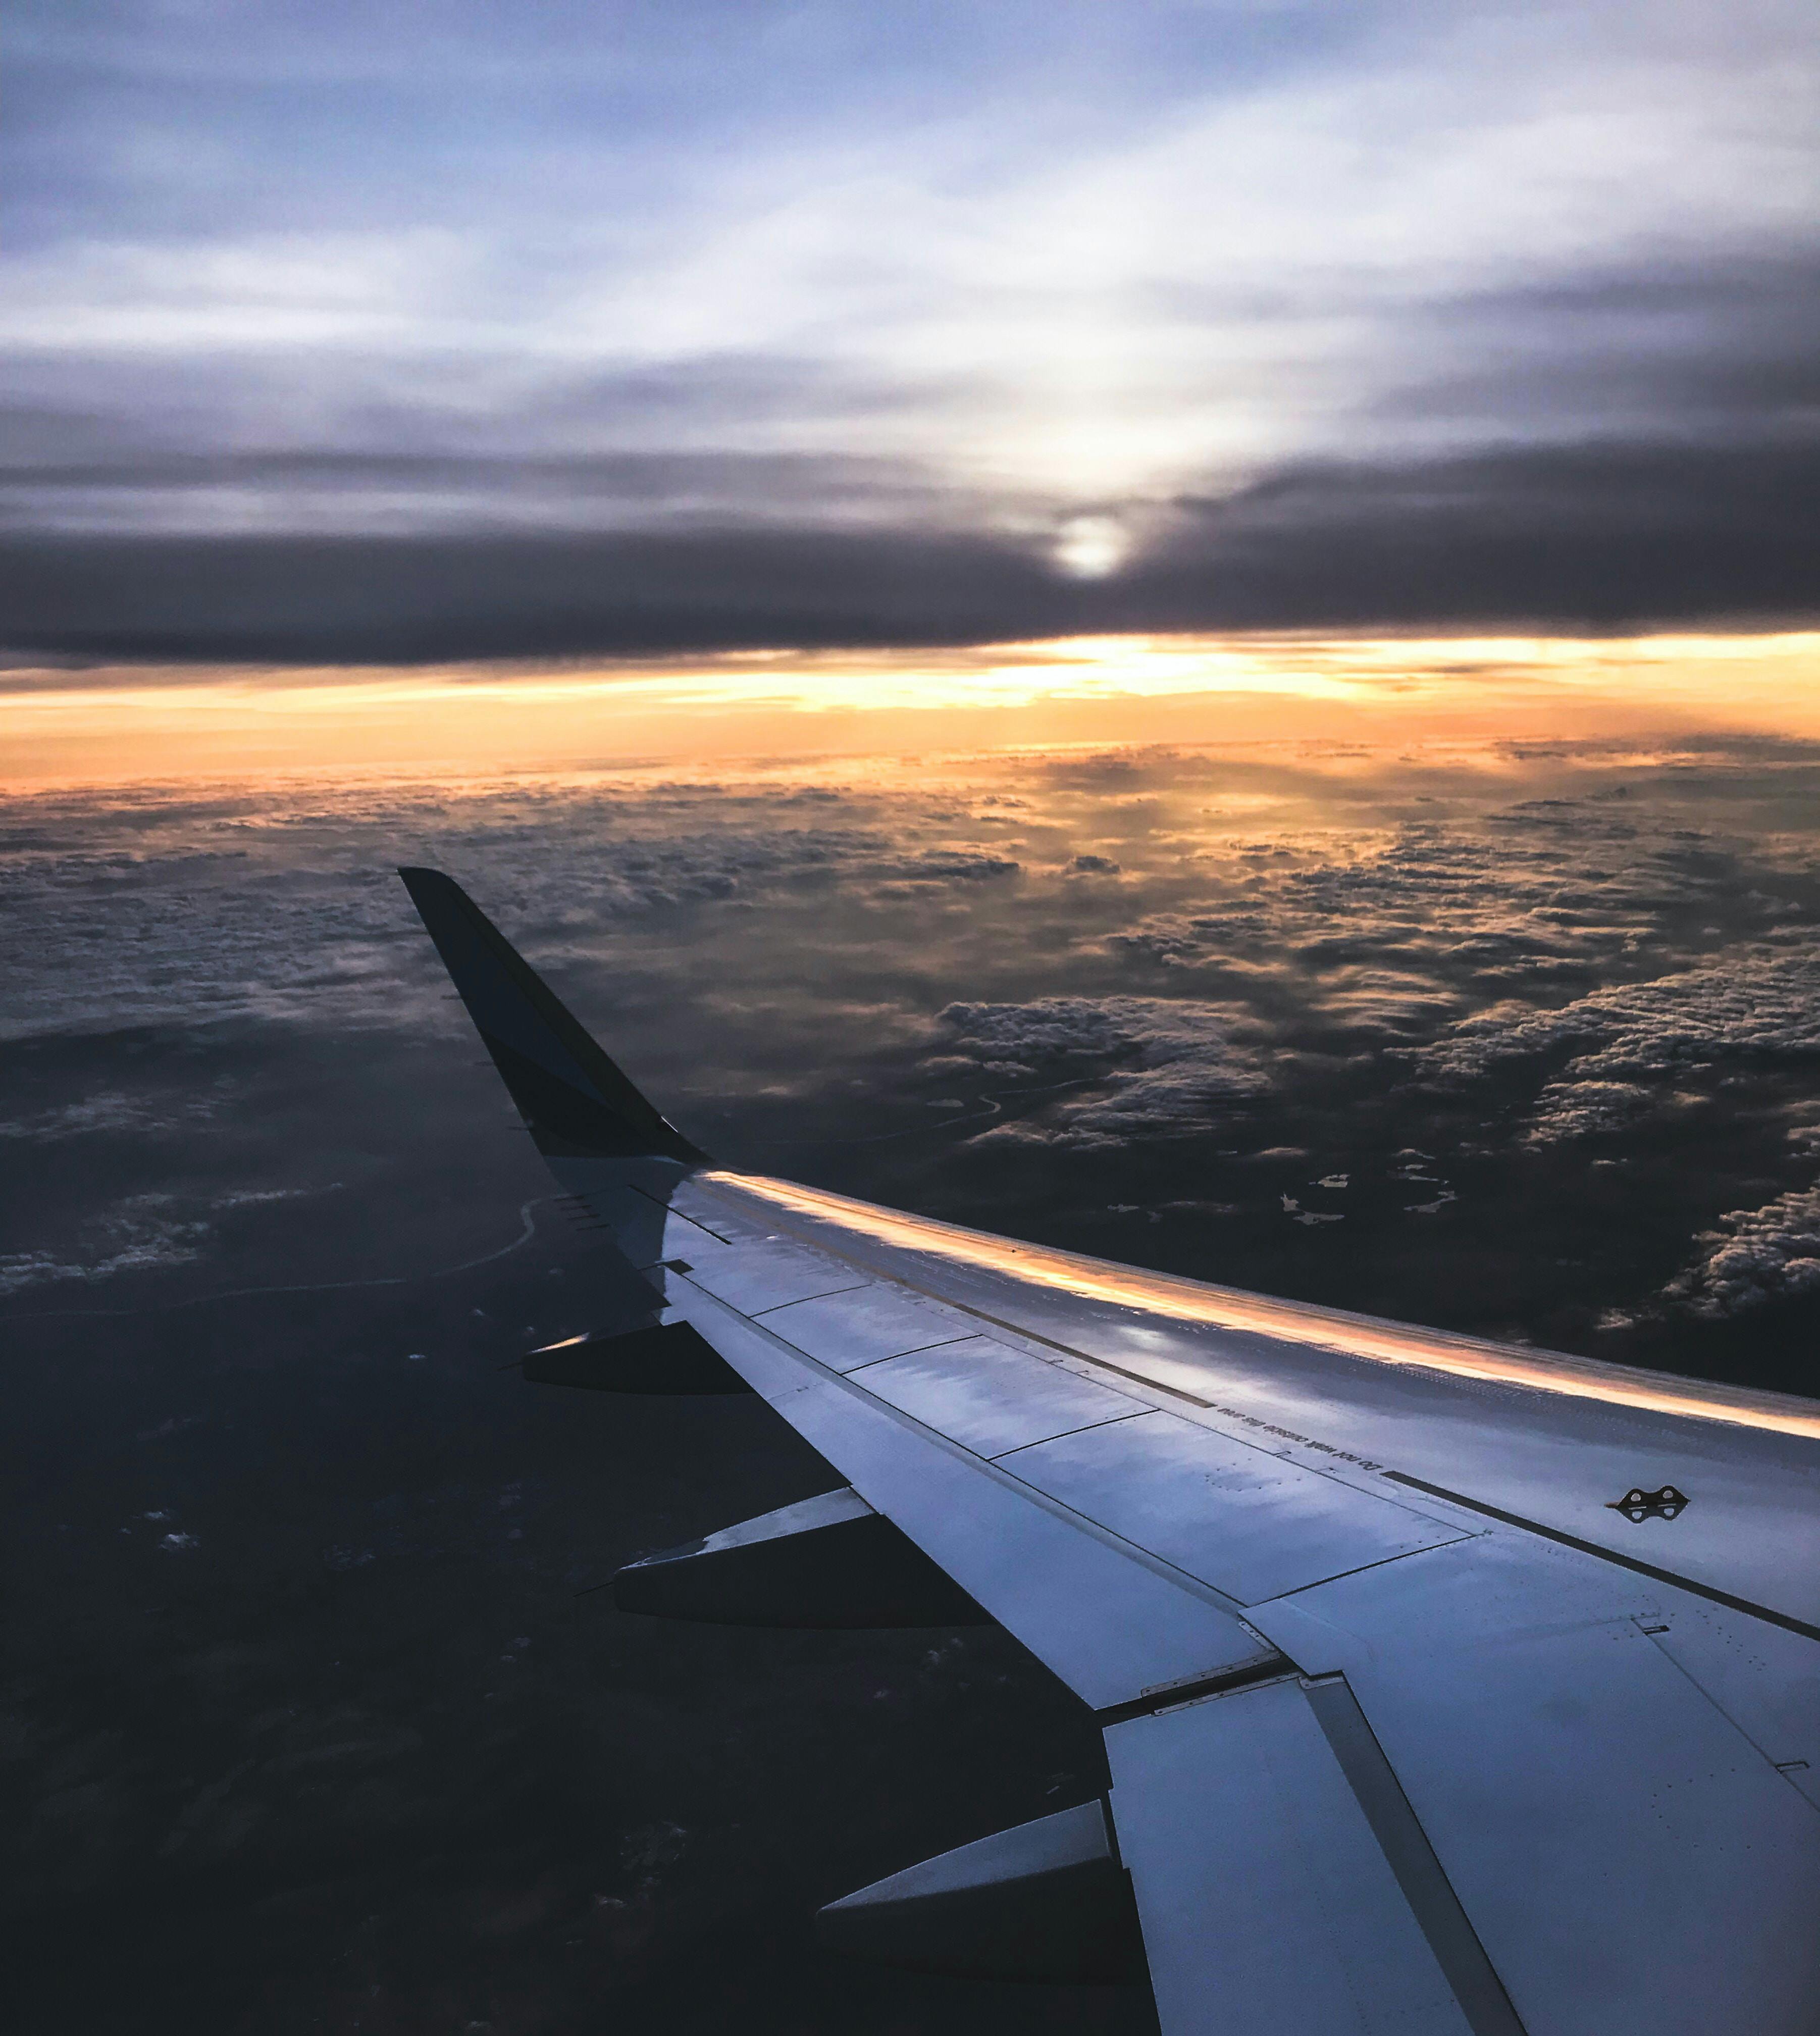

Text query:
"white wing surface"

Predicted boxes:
[[402, 867, 1820, 2036]]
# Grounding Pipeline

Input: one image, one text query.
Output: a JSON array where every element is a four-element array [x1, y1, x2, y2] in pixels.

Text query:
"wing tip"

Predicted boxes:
[[397, 862, 710, 1169]]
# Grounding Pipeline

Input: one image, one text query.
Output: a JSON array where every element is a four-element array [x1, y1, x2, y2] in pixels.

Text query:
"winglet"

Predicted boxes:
[[399, 867, 708, 1165]]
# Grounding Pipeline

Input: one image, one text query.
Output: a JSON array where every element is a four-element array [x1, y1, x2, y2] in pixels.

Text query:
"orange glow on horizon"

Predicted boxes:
[[5, 628, 1819, 787]]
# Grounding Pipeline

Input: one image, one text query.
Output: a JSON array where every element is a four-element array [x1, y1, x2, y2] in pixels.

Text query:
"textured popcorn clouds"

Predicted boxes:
[[1663, 1183, 1820, 1316], [1403, 945, 1820, 1086], [0, 1180, 343, 1300], [1520, 1079, 1655, 1146], [0, 1089, 229, 1141], [0, 1193, 214, 1298], [0, 783, 1026, 1043], [7, 742, 1820, 1354], [1105, 812, 1787, 990], [937, 997, 1267, 1149]]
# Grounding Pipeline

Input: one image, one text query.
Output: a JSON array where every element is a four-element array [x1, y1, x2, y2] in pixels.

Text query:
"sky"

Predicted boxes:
[[4, 0, 1817, 670], [7, 11, 1820, 2031]]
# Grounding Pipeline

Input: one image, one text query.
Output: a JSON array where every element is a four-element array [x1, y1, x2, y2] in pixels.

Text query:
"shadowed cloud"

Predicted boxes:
[[6, 0, 1818, 657], [3, 436, 1815, 661]]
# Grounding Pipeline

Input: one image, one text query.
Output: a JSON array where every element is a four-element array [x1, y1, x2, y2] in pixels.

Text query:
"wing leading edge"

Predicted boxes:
[[401, 870, 1820, 2036]]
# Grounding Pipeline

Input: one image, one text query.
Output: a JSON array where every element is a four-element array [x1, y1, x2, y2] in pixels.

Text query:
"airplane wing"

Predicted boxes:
[[400, 867, 1820, 2036]]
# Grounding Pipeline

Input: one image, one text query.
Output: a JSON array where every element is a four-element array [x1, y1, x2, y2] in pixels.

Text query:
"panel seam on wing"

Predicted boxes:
[[678, 1274, 1475, 1622], [675, 1273, 1255, 1618], [685, 1184, 1469, 1528], [1385, 1472, 1820, 1644], [837, 1336, 981, 1373], [749, 1281, 873, 1314], [981, 1409, 1150, 1461]]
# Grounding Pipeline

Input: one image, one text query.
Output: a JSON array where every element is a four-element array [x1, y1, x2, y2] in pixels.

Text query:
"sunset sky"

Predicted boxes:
[[5, 0, 1816, 738]]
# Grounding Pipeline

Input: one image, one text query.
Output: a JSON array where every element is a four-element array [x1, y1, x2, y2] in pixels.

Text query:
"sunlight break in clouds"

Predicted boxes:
[[1052, 516, 1131, 578]]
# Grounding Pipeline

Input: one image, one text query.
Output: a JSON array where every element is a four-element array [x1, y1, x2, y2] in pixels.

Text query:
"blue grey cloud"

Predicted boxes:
[[3, 0, 1816, 653]]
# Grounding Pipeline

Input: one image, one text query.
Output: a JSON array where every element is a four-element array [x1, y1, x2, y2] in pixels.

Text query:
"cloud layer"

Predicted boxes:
[[9, 736, 1819, 1371], [938, 996, 1266, 1148], [1405, 946, 1820, 1088], [5, 436, 1817, 659], [1664, 1182, 1820, 1316]]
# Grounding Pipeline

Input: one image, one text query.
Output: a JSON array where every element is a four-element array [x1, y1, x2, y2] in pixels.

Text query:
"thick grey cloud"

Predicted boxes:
[[938, 996, 1267, 1148], [1663, 1181, 1820, 1316], [3, 434, 1816, 660], [0, 525, 1058, 662], [3, 1, 1816, 655], [1403, 942, 1820, 1088]]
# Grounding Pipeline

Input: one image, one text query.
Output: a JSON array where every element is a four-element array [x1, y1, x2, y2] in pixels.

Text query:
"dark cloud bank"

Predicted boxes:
[[6, 237, 1814, 657], [0, 437, 1815, 659], [7, 0, 1817, 664], [3, 436, 1816, 661]]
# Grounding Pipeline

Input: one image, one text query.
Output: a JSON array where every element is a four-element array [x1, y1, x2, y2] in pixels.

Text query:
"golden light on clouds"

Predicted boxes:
[[4, 629, 1818, 786]]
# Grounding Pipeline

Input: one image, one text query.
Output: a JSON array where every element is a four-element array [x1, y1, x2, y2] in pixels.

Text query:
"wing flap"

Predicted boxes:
[[612, 1486, 991, 1629], [1107, 1673, 1488, 2036], [1642, 1606, 1820, 1806], [1249, 1536, 1820, 2036], [816, 1798, 1146, 1985]]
